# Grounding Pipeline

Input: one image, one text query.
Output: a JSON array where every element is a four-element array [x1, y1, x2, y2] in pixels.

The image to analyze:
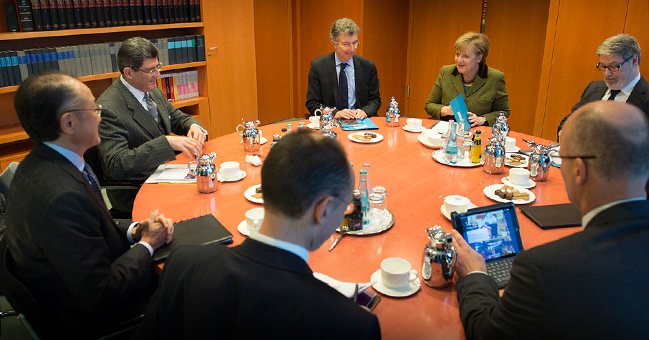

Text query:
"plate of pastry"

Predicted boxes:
[[244, 184, 263, 204], [483, 184, 535, 205], [348, 132, 384, 143]]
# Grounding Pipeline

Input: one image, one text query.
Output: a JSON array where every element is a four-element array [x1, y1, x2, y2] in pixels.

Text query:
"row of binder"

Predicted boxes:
[[157, 69, 199, 102]]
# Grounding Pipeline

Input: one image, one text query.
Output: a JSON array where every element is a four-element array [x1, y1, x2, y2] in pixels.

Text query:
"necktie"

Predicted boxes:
[[337, 63, 348, 110], [83, 163, 102, 198], [145, 93, 159, 122], [608, 89, 621, 101]]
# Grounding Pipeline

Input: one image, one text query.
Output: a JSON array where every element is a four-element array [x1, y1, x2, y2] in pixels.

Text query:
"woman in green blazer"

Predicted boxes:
[[425, 32, 510, 127]]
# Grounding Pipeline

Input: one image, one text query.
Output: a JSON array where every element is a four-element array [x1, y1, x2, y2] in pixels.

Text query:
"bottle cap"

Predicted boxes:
[[360, 169, 367, 174]]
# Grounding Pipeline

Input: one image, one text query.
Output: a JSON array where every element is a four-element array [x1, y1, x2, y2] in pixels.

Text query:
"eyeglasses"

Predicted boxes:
[[67, 104, 102, 116], [135, 63, 163, 75], [596, 55, 633, 72], [338, 41, 359, 49], [554, 155, 597, 160]]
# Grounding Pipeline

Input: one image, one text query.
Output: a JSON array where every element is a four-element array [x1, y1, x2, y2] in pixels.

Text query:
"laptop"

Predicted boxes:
[[451, 202, 524, 288]]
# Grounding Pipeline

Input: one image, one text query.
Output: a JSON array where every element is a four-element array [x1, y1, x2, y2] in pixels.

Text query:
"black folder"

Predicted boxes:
[[519, 203, 582, 229], [152, 214, 233, 262]]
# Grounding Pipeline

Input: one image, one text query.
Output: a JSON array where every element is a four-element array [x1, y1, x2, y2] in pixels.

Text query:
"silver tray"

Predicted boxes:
[[432, 150, 484, 167], [336, 209, 395, 235]]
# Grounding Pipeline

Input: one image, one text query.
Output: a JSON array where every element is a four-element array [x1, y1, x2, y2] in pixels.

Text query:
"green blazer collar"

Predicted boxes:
[[451, 63, 489, 98]]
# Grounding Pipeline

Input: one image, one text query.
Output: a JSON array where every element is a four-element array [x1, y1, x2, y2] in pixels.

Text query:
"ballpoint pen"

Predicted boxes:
[[353, 283, 358, 303]]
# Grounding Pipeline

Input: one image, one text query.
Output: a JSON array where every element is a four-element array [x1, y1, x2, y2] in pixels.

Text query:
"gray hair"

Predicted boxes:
[[564, 104, 649, 179], [597, 34, 641, 63], [330, 18, 360, 42], [117, 37, 159, 74]]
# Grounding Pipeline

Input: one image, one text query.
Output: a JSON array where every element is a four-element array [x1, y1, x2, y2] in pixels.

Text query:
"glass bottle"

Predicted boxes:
[[287, 123, 293, 133], [358, 170, 369, 227], [445, 121, 458, 164], [347, 190, 363, 231], [470, 130, 482, 163], [457, 118, 466, 161], [363, 163, 372, 193], [298, 122, 305, 130]]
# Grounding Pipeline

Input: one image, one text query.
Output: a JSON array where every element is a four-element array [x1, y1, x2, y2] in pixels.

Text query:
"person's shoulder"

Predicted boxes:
[[486, 65, 505, 78], [165, 244, 231, 270], [353, 54, 375, 65], [311, 52, 334, 65], [97, 79, 125, 104]]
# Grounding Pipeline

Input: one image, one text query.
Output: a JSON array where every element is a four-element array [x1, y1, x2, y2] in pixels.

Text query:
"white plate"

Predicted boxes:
[[217, 170, 246, 182], [501, 176, 536, 189], [505, 152, 529, 168], [238, 220, 250, 236], [402, 125, 425, 133], [441, 203, 478, 220], [505, 146, 520, 153], [483, 184, 536, 205], [370, 270, 420, 297], [347, 132, 384, 144], [432, 150, 484, 167], [307, 122, 320, 130], [417, 133, 443, 149], [244, 184, 263, 204]]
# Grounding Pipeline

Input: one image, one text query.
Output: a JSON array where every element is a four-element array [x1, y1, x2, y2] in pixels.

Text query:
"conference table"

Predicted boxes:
[[133, 117, 580, 340]]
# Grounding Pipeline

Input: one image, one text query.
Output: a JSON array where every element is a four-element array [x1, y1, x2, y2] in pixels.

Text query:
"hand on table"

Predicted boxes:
[[139, 210, 174, 249], [166, 135, 203, 158], [451, 229, 487, 277], [467, 112, 487, 127], [187, 125, 207, 143], [335, 109, 357, 119]]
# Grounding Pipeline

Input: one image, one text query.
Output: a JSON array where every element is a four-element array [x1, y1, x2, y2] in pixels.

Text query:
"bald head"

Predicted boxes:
[[562, 101, 649, 180]]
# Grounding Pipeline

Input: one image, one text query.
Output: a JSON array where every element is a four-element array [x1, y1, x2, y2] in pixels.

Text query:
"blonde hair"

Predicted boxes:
[[455, 32, 490, 62]]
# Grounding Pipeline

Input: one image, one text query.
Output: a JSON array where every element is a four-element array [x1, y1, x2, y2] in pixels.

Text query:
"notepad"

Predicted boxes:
[[152, 214, 233, 262], [519, 203, 582, 229]]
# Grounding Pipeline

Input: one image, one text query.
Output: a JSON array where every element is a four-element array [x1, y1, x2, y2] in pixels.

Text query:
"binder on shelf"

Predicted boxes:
[[79, 0, 90, 28], [193, 0, 199, 22], [10, 51, 21, 85], [142, 0, 150, 24], [0, 53, 7, 87], [39, 0, 51, 30], [180, 36, 188, 64], [4, 2, 20, 33], [121, 0, 129, 25], [64, 0, 75, 28], [188, 35, 196, 62], [72, 45, 83, 76], [47, 0, 60, 30], [100, 0, 110, 26], [148, 0, 156, 24], [94, 0, 105, 27], [17, 0, 35, 32], [134, 0, 143, 25], [162, 0, 170, 24], [128, 0, 136, 25], [55, 0, 67, 29], [16, 50, 29, 82], [195, 34, 205, 62], [159, 37, 168, 66], [71, 0, 82, 28], [109, 0, 118, 25], [30, 0, 43, 30], [54, 46, 66, 74], [188, 0, 195, 22], [88, 0, 97, 27]]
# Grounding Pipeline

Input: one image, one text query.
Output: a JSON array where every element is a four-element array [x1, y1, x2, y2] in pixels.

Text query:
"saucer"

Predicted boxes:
[[402, 125, 425, 133], [370, 270, 420, 297], [441, 203, 478, 220], [237, 220, 250, 236], [244, 184, 263, 204], [502, 176, 536, 189], [307, 122, 320, 130], [417, 133, 443, 149], [217, 170, 246, 182]]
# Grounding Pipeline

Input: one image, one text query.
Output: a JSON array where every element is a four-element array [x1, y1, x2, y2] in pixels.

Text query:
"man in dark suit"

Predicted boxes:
[[306, 18, 381, 119], [6, 71, 174, 338], [557, 34, 649, 140], [136, 130, 381, 339], [97, 37, 207, 212], [453, 100, 649, 339]]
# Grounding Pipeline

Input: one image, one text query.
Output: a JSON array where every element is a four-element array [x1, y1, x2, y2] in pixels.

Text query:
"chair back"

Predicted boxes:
[[84, 146, 105, 182], [0, 237, 60, 339], [0, 162, 19, 197]]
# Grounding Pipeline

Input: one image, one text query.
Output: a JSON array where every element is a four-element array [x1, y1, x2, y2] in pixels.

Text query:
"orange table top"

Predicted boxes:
[[133, 117, 579, 340]]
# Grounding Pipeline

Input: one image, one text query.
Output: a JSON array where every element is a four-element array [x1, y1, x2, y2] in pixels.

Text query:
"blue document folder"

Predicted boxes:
[[339, 118, 379, 131], [450, 94, 470, 131]]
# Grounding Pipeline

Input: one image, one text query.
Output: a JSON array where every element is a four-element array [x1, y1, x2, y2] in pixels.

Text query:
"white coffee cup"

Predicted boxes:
[[245, 207, 264, 232], [309, 116, 320, 125], [444, 195, 470, 214], [505, 137, 517, 151], [380, 257, 419, 289], [220, 161, 240, 180], [424, 129, 444, 147], [509, 168, 531, 186], [406, 118, 422, 130]]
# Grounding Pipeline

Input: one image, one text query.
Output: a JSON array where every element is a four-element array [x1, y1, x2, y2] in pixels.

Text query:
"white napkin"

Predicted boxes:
[[245, 155, 262, 166], [313, 272, 375, 299], [431, 121, 450, 135]]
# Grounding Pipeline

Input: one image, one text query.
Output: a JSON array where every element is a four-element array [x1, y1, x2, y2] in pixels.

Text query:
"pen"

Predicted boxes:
[[353, 283, 358, 303]]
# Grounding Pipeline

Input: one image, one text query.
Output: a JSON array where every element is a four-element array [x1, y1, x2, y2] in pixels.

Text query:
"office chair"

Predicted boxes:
[[0, 162, 19, 199], [83, 146, 141, 220]]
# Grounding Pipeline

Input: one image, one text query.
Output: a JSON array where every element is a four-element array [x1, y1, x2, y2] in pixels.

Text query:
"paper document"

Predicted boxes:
[[145, 164, 196, 184]]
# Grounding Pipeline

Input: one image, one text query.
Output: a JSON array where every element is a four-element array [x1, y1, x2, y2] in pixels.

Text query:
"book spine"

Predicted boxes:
[[30, 0, 42, 30], [47, 0, 60, 30], [40, 0, 51, 30], [167, 37, 175, 65], [101, 0, 111, 26], [64, 0, 75, 29], [194, 0, 199, 22], [109, 0, 118, 25], [180, 36, 188, 64], [4, 2, 19, 33], [88, 0, 97, 27], [0, 52, 8, 87], [79, 0, 90, 28], [142, 0, 150, 24], [188, 34, 196, 62], [55, 0, 67, 29], [71, 0, 82, 28], [195, 34, 205, 62], [135, 0, 143, 25], [95, 0, 105, 27], [17, 0, 35, 32]]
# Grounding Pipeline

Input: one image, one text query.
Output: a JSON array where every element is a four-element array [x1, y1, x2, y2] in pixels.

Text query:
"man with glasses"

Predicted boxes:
[[7, 71, 174, 338], [306, 18, 381, 119], [453, 100, 649, 339], [97, 37, 207, 213], [557, 34, 649, 140]]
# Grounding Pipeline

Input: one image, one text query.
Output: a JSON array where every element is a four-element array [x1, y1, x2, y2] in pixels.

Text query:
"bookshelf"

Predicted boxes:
[[0, 3, 209, 171]]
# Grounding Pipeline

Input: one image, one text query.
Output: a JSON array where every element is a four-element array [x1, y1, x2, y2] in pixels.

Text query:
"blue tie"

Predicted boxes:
[[83, 163, 102, 198], [338, 63, 348, 109]]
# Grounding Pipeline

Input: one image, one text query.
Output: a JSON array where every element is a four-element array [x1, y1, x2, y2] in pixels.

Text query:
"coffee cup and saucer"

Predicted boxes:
[[418, 129, 444, 149], [370, 257, 421, 297], [440, 195, 477, 219], [238, 207, 264, 236], [307, 116, 320, 129], [402, 118, 425, 133], [502, 168, 535, 189], [217, 161, 246, 182]]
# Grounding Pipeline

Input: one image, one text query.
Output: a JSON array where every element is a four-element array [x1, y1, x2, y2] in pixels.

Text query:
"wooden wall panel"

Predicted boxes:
[[254, 0, 292, 125], [538, 0, 628, 141], [485, 0, 550, 135], [203, 0, 259, 137], [297, 0, 363, 116], [624, 0, 649, 77], [405, 0, 483, 118], [362, 0, 410, 117]]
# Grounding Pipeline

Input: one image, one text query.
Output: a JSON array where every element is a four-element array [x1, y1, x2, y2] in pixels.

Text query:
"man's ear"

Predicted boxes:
[[123, 67, 134, 80], [575, 158, 588, 185], [59, 112, 74, 134], [313, 195, 335, 226]]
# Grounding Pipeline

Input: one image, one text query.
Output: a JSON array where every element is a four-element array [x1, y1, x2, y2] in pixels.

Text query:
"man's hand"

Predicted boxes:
[[451, 229, 487, 277], [352, 109, 367, 119], [335, 109, 356, 119], [467, 112, 487, 127], [187, 125, 207, 143], [139, 210, 174, 249], [166, 135, 203, 158]]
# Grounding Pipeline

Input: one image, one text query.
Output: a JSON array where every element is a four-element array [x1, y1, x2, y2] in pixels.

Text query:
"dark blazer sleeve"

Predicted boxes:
[[557, 81, 606, 139], [355, 56, 381, 117], [456, 251, 551, 340], [306, 54, 336, 115]]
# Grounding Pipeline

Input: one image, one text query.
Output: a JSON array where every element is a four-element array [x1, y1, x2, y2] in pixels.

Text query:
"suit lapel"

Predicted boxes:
[[465, 64, 488, 97], [353, 55, 363, 107], [115, 81, 165, 138], [151, 88, 172, 134], [451, 68, 464, 97]]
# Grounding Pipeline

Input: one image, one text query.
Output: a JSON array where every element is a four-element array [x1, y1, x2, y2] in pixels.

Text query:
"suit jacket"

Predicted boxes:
[[557, 76, 649, 138], [96, 78, 201, 183], [425, 64, 510, 127], [456, 200, 649, 340], [136, 238, 381, 339], [5, 143, 154, 338], [306, 52, 381, 117]]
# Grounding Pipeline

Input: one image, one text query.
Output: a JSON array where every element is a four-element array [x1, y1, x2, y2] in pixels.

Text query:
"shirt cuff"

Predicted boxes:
[[137, 241, 154, 257], [191, 124, 208, 136], [126, 222, 139, 244]]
